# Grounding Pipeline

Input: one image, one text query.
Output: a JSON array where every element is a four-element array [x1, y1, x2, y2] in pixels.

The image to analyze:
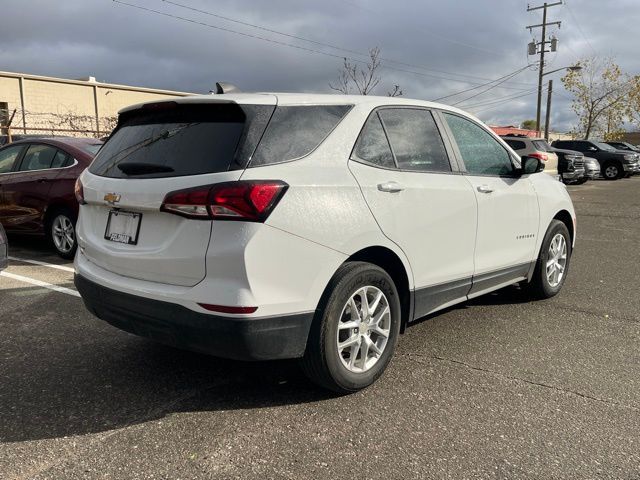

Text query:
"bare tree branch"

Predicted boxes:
[[329, 47, 400, 96]]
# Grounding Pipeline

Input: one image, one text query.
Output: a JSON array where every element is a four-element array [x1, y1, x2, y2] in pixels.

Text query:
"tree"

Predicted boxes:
[[561, 57, 639, 139], [329, 47, 402, 97], [521, 119, 537, 130]]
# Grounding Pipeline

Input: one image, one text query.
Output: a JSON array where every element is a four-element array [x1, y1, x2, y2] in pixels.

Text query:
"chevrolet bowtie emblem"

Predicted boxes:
[[104, 193, 121, 204]]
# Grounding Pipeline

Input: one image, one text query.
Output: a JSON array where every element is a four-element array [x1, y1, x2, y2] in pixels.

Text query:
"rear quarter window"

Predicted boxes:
[[249, 105, 352, 167]]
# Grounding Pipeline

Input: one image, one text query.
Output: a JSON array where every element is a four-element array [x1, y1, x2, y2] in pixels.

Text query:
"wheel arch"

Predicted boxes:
[[43, 201, 78, 237], [345, 246, 413, 333], [553, 209, 574, 246]]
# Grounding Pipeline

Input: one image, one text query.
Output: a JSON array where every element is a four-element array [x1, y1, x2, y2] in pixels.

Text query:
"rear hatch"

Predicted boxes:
[[79, 96, 276, 286]]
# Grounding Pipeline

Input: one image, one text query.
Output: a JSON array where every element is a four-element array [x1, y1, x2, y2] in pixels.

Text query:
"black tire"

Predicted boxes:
[[301, 262, 401, 393], [573, 177, 588, 185], [522, 220, 571, 300], [46, 207, 78, 259], [602, 162, 622, 180]]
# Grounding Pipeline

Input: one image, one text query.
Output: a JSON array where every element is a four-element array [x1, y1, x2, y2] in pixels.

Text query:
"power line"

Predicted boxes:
[[158, 0, 535, 87], [432, 66, 535, 102], [331, 0, 508, 57], [464, 87, 540, 109], [563, 0, 597, 56], [112, 0, 538, 88], [450, 67, 533, 105]]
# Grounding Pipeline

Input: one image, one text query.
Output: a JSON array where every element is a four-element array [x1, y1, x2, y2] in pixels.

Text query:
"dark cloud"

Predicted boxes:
[[1, 0, 637, 132]]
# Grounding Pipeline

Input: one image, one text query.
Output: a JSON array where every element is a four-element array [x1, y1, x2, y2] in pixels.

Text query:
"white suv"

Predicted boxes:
[[74, 93, 576, 392]]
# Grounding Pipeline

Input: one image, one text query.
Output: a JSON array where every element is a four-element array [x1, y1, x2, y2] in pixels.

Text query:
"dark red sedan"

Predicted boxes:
[[0, 137, 102, 258]]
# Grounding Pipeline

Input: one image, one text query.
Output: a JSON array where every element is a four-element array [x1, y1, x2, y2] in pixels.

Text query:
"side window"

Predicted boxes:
[[352, 112, 395, 168], [51, 150, 72, 168], [251, 105, 352, 166], [574, 142, 591, 152], [18, 144, 58, 171], [378, 109, 451, 172], [0, 145, 24, 173], [444, 113, 514, 176]]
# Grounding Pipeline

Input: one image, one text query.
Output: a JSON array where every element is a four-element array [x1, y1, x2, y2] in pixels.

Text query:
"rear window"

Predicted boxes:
[[80, 143, 103, 156], [532, 140, 551, 152], [504, 139, 526, 151], [89, 103, 274, 178], [249, 105, 352, 167]]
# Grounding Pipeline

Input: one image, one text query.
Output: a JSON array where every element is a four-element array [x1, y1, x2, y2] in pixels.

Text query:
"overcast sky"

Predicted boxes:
[[1, 0, 638, 132]]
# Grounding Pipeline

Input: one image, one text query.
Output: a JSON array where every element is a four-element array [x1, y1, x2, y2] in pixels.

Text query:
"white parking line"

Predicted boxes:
[[8, 256, 75, 273], [0, 271, 80, 297]]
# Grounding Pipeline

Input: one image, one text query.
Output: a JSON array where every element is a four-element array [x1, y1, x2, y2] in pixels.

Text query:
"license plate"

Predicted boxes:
[[104, 210, 142, 245]]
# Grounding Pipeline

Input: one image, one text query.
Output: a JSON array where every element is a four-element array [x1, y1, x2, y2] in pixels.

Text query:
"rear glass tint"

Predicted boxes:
[[504, 139, 526, 151], [532, 140, 551, 152], [250, 105, 352, 167], [89, 103, 274, 178]]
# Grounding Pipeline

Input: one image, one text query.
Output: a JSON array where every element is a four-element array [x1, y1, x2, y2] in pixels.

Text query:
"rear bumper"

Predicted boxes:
[[75, 274, 314, 361]]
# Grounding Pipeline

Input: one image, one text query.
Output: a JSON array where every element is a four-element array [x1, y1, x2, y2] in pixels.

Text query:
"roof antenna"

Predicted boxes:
[[212, 82, 241, 94]]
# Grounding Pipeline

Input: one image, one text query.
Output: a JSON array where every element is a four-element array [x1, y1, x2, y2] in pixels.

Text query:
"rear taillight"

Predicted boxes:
[[529, 152, 548, 162], [75, 178, 86, 205], [161, 180, 288, 222]]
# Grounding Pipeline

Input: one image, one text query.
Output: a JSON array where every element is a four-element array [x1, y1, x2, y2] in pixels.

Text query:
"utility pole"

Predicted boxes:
[[526, 1, 562, 134], [544, 79, 553, 140]]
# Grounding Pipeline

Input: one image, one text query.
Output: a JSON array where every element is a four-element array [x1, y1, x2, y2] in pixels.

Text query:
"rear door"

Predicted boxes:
[[78, 98, 276, 287], [441, 113, 539, 296], [0, 143, 61, 233], [348, 107, 477, 318]]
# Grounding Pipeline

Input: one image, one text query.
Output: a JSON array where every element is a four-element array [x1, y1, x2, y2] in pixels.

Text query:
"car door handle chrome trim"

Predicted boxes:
[[477, 185, 493, 193], [377, 181, 404, 193]]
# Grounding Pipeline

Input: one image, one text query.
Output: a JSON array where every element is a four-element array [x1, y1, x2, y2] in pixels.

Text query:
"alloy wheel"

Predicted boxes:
[[52, 215, 75, 254], [336, 286, 391, 373], [546, 233, 567, 288], [605, 165, 619, 179]]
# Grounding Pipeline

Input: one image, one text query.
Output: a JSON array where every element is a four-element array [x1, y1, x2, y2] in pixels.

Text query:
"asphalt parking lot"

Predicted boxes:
[[1, 178, 639, 479]]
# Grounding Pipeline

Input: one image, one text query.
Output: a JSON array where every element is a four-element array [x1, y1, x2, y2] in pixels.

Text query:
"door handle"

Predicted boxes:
[[477, 185, 494, 193], [377, 181, 404, 193]]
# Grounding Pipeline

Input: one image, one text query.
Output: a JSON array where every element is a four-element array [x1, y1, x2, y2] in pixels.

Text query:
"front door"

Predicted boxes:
[[441, 112, 539, 297], [348, 107, 477, 319]]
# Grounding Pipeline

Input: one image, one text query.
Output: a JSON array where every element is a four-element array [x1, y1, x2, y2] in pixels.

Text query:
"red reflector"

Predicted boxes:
[[198, 303, 258, 314]]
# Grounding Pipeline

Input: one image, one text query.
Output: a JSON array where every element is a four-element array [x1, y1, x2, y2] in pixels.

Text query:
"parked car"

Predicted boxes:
[[0, 223, 7, 271], [583, 156, 601, 180], [0, 137, 103, 258], [74, 93, 575, 393], [0, 134, 57, 147], [552, 139, 640, 179], [605, 141, 640, 153], [550, 147, 587, 184], [500, 135, 559, 177]]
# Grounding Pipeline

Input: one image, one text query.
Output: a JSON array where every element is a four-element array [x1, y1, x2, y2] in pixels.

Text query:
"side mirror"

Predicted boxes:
[[587, 146, 598, 152], [520, 155, 544, 175]]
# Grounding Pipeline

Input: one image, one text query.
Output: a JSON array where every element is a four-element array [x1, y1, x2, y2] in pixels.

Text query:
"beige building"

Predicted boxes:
[[0, 71, 194, 137]]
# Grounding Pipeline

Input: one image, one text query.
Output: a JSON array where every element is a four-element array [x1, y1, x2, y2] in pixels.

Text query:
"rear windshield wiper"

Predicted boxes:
[[116, 162, 175, 175]]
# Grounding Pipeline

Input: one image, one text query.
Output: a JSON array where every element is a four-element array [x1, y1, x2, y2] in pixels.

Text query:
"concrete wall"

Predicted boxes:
[[0, 71, 193, 137]]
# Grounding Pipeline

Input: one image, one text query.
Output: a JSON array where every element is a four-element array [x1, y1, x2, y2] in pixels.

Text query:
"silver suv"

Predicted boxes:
[[501, 136, 559, 177]]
